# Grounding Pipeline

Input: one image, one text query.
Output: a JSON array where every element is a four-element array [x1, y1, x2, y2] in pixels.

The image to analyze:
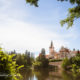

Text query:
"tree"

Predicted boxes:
[[62, 55, 80, 73], [16, 50, 34, 68], [39, 48, 46, 60], [76, 50, 80, 56], [26, 0, 80, 28], [59, 0, 80, 28], [0, 48, 23, 80], [33, 48, 49, 69], [62, 57, 71, 69], [41, 48, 45, 56], [26, 0, 38, 7]]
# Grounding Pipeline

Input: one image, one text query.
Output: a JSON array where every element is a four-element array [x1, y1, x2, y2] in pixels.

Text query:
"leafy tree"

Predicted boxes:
[[62, 57, 71, 69], [33, 48, 49, 69], [25, 50, 33, 66], [59, 0, 80, 28], [76, 50, 80, 56], [26, 0, 80, 28], [0, 48, 23, 80], [34, 69, 49, 80], [9, 50, 17, 60], [16, 50, 34, 68], [26, 0, 38, 7], [41, 48, 45, 56], [30, 53, 35, 63], [62, 55, 80, 73]]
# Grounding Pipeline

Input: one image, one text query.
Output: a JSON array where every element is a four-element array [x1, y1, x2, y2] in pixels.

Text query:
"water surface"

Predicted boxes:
[[1, 69, 80, 80], [20, 69, 80, 80]]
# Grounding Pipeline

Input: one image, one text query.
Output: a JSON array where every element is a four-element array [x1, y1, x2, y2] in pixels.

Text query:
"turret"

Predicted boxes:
[[49, 41, 54, 48], [49, 41, 54, 55]]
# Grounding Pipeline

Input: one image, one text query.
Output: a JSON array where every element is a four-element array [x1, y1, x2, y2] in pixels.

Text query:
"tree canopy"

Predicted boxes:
[[26, 0, 80, 28], [26, 0, 38, 7]]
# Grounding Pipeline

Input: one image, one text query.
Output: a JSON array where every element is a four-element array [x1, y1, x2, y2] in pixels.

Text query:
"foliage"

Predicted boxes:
[[33, 57, 49, 69], [34, 69, 49, 80], [57, 0, 80, 28], [26, 0, 80, 28], [62, 54, 80, 73], [62, 57, 71, 69], [33, 48, 49, 69], [16, 51, 34, 68], [70, 56, 80, 67], [49, 59, 62, 62], [26, 0, 38, 7], [0, 48, 23, 80], [60, 6, 80, 28], [76, 50, 80, 56], [33, 61, 42, 69], [71, 64, 79, 73]]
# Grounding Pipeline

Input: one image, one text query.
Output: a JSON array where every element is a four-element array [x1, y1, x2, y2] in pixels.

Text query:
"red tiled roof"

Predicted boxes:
[[71, 51, 78, 54]]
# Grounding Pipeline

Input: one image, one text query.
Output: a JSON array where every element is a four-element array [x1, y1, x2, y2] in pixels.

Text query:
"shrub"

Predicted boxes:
[[0, 48, 23, 80], [33, 56, 49, 69], [49, 59, 62, 62], [16, 52, 34, 68], [62, 57, 71, 70], [33, 61, 42, 69]]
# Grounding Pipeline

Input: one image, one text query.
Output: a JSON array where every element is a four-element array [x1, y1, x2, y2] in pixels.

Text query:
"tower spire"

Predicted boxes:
[[50, 41, 53, 48], [49, 41, 55, 55]]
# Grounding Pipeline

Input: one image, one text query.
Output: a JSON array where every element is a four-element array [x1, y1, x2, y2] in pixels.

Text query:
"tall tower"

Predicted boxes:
[[49, 41, 54, 55]]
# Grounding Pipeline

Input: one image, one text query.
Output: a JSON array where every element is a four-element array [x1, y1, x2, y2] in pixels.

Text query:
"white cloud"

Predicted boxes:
[[0, 17, 70, 53], [0, 0, 79, 56]]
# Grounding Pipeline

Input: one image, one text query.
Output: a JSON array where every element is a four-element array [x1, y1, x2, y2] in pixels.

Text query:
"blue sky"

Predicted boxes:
[[0, 0, 80, 56]]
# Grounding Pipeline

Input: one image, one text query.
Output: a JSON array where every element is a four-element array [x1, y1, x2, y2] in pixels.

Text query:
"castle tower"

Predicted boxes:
[[49, 41, 55, 55]]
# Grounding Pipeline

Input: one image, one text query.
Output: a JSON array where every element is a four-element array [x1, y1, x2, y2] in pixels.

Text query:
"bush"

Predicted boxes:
[[62, 57, 71, 70], [62, 56, 80, 73], [33, 61, 42, 69], [33, 56, 49, 69], [16, 52, 34, 68], [49, 59, 62, 62], [0, 48, 23, 80], [69, 56, 80, 73]]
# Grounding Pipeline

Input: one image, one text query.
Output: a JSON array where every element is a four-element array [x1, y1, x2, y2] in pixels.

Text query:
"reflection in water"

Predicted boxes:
[[1, 69, 80, 80], [62, 70, 80, 80], [21, 69, 80, 80], [0, 76, 13, 80], [34, 69, 49, 80], [20, 69, 35, 80]]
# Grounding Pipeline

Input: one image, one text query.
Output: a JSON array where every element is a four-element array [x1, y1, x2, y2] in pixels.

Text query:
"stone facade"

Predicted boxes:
[[46, 41, 58, 59], [46, 41, 80, 59]]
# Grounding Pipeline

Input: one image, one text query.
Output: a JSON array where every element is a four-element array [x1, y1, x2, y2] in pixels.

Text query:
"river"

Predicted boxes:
[[20, 68, 80, 80], [1, 68, 80, 80]]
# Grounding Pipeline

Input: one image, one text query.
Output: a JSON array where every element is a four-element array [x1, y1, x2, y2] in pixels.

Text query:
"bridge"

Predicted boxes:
[[49, 61, 63, 69]]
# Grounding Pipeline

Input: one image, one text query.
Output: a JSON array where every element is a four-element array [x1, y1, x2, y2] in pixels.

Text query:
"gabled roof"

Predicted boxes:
[[71, 51, 79, 54], [59, 47, 70, 53]]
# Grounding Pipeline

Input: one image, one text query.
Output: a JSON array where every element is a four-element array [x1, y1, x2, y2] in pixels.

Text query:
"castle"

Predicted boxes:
[[46, 41, 80, 59]]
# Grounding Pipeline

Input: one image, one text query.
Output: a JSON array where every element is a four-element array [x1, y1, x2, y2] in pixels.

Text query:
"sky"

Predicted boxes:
[[0, 0, 80, 56]]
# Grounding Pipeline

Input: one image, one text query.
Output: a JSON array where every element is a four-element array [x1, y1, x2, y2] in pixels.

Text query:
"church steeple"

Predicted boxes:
[[49, 41, 54, 55], [50, 41, 54, 48]]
